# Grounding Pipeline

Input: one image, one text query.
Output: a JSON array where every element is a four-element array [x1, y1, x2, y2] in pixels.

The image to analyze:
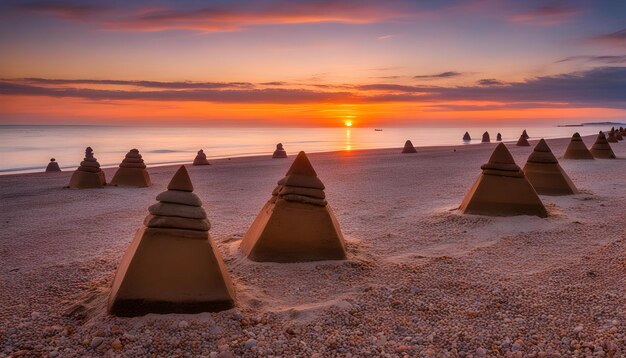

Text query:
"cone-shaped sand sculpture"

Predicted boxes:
[[463, 132, 471, 141], [45, 158, 61, 172], [563, 133, 594, 159], [516, 135, 530, 146], [272, 143, 288, 158], [110, 149, 151, 187], [590, 132, 616, 159], [459, 143, 547, 217], [193, 149, 210, 165], [241, 151, 347, 262], [108, 166, 235, 316], [496, 133, 502, 141], [523, 139, 578, 196], [607, 129, 618, 143], [616, 130, 623, 141], [482, 132, 490, 143], [522, 130, 529, 139], [68, 147, 106, 188], [402, 140, 417, 153]]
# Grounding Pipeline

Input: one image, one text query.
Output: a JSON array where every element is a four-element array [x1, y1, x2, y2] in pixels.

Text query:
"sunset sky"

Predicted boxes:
[[1, 0, 625, 127]]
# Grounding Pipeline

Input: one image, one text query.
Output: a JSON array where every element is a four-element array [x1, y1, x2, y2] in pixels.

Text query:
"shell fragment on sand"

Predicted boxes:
[[110, 149, 151, 187], [460, 143, 547, 217], [563, 133, 594, 160], [241, 151, 347, 262], [193, 149, 210, 166], [108, 165, 234, 316], [272, 143, 288, 158], [523, 139, 578, 195], [402, 140, 417, 153], [590, 132, 616, 159], [45, 158, 61, 172], [68, 147, 106, 188]]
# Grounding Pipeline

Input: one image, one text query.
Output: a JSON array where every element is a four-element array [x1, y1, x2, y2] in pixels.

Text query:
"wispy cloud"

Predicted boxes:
[[508, 4, 581, 25], [413, 71, 463, 80], [477, 79, 506, 86], [590, 28, 626, 47], [556, 55, 626, 64]]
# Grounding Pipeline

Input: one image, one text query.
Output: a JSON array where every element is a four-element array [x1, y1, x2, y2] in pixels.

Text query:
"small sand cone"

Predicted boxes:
[[108, 166, 235, 316], [402, 140, 417, 153], [272, 143, 288, 158], [607, 129, 618, 143], [616, 130, 623, 141], [563, 133, 594, 159], [463, 132, 471, 141], [68, 147, 106, 188], [522, 130, 529, 139], [523, 139, 578, 195], [590, 132, 616, 159], [45, 158, 61, 172], [110, 149, 151, 187], [516, 135, 530, 146], [481, 132, 490, 143], [460, 143, 547, 217], [241, 151, 347, 262], [192, 149, 210, 166], [496, 133, 502, 141]]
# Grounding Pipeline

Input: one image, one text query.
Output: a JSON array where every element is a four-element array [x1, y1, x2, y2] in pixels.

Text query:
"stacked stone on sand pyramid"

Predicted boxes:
[[459, 143, 547, 217], [563, 133, 594, 159], [110, 149, 151, 187], [482, 132, 490, 143], [45, 158, 61, 172], [193, 149, 210, 165], [108, 166, 235, 316], [463, 132, 471, 141], [68, 147, 106, 188], [523, 139, 578, 195], [272, 143, 288, 158], [590, 132, 616, 159], [607, 129, 618, 143], [241, 151, 347, 262], [402, 140, 417, 153], [516, 134, 530, 146], [496, 133, 502, 141]]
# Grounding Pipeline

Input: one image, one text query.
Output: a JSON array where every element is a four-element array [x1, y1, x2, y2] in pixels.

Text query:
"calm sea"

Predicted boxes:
[[0, 124, 621, 174]]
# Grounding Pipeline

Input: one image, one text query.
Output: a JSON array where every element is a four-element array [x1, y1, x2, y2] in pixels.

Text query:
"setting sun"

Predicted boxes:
[[344, 120, 353, 127]]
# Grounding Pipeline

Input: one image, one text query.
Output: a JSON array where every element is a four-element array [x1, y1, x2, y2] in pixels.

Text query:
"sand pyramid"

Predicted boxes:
[[523, 139, 578, 195], [607, 129, 618, 143], [616, 130, 623, 141], [272, 143, 288, 158], [459, 143, 547, 217], [516, 135, 530, 146], [482, 132, 490, 143], [402, 140, 417, 153], [496, 133, 502, 141], [108, 166, 235, 316], [45, 158, 61, 172], [110, 149, 151, 187], [522, 130, 529, 139], [68, 147, 106, 188], [241, 151, 347, 262], [563, 133, 594, 159], [463, 132, 471, 141], [192, 149, 210, 165], [590, 132, 616, 159]]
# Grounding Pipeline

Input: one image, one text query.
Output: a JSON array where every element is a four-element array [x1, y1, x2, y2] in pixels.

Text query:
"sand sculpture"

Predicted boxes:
[[607, 129, 618, 143], [463, 132, 471, 141], [590, 132, 616, 159], [616, 130, 623, 141], [482, 132, 490, 143], [459, 143, 547, 217], [193, 149, 210, 166], [402, 140, 417, 153], [241, 151, 347, 262], [110, 149, 151, 187], [45, 158, 61, 172], [563, 133, 594, 159], [523, 139, 578, 195], [108, 166, 235, 316], [496, 133, 502, 141], [68, 147, 106, 188], [522, 130, 529, 139], [272, 143, 288, 158], [516, 135, 530, 146]]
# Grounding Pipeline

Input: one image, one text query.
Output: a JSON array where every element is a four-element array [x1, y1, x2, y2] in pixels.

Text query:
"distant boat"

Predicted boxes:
[[374, 129, 383, 131]]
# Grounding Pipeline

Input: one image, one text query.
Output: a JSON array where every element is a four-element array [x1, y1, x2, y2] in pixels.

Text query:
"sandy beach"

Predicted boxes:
[[1, 135, 624, 357]]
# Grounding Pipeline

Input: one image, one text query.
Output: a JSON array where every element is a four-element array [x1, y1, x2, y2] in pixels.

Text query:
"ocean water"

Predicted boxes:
[[0, 124, 620, 174]]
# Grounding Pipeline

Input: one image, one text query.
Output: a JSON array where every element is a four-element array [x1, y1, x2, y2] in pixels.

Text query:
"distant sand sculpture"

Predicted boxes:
[[108, 166, 235, 316], [590, 132, 616, 159], [522, 130, 529, 139], [192, 149, 210, 166], [241, 151, 347, 262], [496, 133, 502, 141], [523, 139, 578, 195], [563, 133, 594, 159], [45, 158, 61, 172], [481, 132, 490, 143], [110, 149, 151, 187], [607, 129, 618, 143], [460, 143, 547, 217], [272, 143, 288, 158], [616, 130, 623, 141], [463, 132, 471, 141], [68, 147, 106, 189], [516, 135, 530, 146], [402, 140, 417, 153]]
